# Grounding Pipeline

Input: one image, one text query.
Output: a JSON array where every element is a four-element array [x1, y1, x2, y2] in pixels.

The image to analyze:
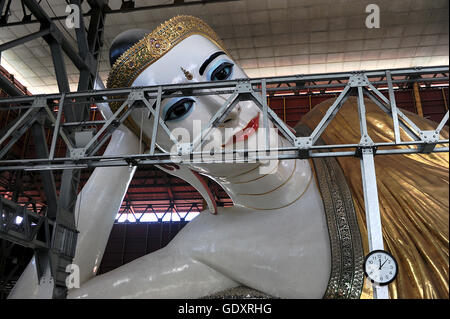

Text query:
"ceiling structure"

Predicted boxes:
[[0, 0, 448, 94]]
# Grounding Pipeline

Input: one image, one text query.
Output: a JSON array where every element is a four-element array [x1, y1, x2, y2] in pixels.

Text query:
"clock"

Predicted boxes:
[[364, 250, 398, 286]]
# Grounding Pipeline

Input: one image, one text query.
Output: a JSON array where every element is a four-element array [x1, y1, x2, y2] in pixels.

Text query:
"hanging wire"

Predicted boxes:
[[44, 0, 78, 44]]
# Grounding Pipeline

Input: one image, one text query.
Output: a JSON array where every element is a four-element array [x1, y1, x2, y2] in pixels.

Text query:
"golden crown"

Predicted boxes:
[[106, 15, 225, 90], [106, 15, 226, 146]]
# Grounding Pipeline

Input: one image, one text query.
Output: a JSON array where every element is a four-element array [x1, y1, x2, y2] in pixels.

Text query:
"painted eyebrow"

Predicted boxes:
[[199, 51, 226, 76]]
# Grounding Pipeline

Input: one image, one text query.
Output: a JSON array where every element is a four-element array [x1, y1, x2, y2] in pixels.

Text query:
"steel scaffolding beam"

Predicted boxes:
[[0, 197, 53, 250], [0, 0, 239, 27], [0, 0, 107, 299], [0, 66, 447, 171], [0, 66, 448, 299]]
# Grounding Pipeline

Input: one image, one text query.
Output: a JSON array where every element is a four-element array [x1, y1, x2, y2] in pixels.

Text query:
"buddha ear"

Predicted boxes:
[[109, 29, 150, 67]]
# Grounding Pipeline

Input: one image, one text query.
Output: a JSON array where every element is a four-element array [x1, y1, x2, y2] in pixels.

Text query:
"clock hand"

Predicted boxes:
[[379, 259, 382, 270], [380, 259, 388, 269]]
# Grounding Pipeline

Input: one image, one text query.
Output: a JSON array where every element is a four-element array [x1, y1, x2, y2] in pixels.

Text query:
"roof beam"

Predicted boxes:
[[22, 0, 92, 74], [30, 120, 58, 219], [1, 0, 239, 27], [0, 28, 50, 52]]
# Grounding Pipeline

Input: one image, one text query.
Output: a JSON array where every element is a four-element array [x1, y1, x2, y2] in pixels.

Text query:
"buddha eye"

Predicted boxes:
[[164, 98, 194, 121], [210, 62, 234, 81]]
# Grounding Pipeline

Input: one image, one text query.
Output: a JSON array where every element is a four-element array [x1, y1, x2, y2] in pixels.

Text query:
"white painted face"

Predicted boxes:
[[129, 35, 278, 177]]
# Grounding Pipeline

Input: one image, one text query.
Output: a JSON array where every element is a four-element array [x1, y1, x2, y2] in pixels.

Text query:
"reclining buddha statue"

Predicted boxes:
[[9, 15, 448, 299]]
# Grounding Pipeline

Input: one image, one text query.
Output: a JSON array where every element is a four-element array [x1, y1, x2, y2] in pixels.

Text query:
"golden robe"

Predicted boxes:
[[300, 96, 449, 299]]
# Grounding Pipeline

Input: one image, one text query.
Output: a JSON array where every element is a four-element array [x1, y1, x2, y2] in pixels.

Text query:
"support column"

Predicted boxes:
[[355, 82, 389, 299], [413, 82, 423, 117], [360, 148, 389, 299], [442, 88, 448, 111], [30, 117, 58, 219]]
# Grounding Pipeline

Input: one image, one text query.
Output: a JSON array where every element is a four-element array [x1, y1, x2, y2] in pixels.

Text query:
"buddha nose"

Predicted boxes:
[[211, 94, 240, 126], [219, 104, 241, 127]]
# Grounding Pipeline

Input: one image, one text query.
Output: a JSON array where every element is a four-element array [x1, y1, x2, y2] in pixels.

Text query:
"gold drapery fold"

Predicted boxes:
[[295, 124, 365, 299], [300, 96, 449, 299]]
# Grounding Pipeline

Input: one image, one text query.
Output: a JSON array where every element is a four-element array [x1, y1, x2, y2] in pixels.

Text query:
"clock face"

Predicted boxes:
[[364, 250, 398, 286]]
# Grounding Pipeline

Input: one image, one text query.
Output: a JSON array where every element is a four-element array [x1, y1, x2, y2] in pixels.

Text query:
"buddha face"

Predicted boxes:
[[129, 35, 279, 177]]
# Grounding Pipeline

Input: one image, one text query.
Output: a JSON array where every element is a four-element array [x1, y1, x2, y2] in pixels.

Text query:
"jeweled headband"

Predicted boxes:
[[106, 15, 226, 145], [107, 15, 225, 90]]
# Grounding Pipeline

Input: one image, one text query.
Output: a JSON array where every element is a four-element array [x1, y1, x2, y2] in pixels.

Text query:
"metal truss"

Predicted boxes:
[[0, 197, 53, 250], [0, 66, 448, 170], [0, 197, 77, 287], [0, 0, 241, 27], [116, 203, 203, 224], [0, 65, 448, 299], [0, 0, 108, 299]]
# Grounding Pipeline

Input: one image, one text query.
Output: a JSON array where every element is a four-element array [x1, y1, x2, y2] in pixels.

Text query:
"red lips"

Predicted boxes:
[[222, 113, 260, 147]]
